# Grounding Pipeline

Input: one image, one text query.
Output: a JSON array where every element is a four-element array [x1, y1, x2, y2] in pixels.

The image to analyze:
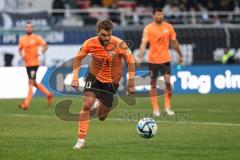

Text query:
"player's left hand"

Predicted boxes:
[[71, 80, 79, 91], [127, 81, 135, 95], [178, 56, 183, 65]]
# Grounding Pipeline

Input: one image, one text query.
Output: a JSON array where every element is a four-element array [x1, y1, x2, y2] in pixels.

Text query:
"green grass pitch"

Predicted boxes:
[[0, 94, 240, 160]]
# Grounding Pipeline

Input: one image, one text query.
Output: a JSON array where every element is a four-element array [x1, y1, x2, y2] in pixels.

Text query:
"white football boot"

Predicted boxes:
[[153, 111, 160, 117], [165, 108, 175, 116], [73, 139, 85, 150]]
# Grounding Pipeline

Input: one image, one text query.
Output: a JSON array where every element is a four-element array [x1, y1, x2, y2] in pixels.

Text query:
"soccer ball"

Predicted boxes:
[[136, 118, 158, 138]]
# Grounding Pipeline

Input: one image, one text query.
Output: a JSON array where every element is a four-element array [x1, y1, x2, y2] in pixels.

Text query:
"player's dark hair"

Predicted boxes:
[[26, 21, 32, 25], [96, 19, 113, 32], [153, 8, 163, 14]]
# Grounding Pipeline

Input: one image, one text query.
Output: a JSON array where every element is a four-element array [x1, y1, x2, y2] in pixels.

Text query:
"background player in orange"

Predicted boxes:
[[71, 20, 135, 150], [137, 8, 183, 116], [18, 21, 53, 110]]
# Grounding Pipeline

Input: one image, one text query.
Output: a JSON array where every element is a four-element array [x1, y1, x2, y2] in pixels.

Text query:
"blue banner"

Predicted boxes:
[[0, 30, 125, 45], [35, 65, 240, 96], [171, 65, 240, 94]]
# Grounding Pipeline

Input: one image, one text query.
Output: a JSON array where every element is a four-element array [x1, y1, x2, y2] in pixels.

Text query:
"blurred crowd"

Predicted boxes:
[[0, 0, 240, 26], [0, 0, 238, 11], [50, 0, 240, 26], [59, 0, 239, 11]]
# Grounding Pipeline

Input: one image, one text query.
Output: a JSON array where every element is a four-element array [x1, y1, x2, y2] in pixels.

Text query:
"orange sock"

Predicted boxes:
[[36, 83, 51, 96], [164, 91, 172, 109], [149, 88, 159, 112], [78, 110, 90, 139], [24, 84, 34, 107]]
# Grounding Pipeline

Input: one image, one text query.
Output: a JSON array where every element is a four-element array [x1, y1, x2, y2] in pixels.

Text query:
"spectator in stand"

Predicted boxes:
[[102, 0, 115, 7], [136, 0, 151, 7], [52, 0, 66, 25], [108, 0, 121, 24], [218, 0, 235, 11], [151, 0, 166, 8], [0, 0, 5, 11], [91, 0, 102, 7], [3, 0, 33, 10], [163, 0, 181, 18]]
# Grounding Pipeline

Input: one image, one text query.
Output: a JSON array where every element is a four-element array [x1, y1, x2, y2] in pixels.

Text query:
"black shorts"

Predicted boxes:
[[148, 62, 171, 80], [83, 73, 119, 108], [26, 66, 39, 80]]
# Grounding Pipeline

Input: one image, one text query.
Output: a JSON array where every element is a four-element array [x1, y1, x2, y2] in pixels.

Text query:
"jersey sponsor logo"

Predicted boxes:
[[163, 29, 169, 33], [30, 40, 36, 45]]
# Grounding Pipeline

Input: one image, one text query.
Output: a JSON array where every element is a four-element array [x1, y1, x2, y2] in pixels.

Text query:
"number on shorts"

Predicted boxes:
[[30, 70, 36, 78], [86, 81, 92, 89]]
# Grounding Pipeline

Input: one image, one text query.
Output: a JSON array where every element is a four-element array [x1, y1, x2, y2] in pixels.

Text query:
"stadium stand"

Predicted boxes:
[[0, 0, 240, 66], [0, 0, 240, 26]]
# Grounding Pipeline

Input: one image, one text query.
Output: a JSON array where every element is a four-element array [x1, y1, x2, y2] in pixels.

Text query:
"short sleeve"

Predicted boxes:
[[76, 40, 90, 59], [37, 35, 47, 46], [18, 37, 24, 50], [169, 24, 176, 40], [142, 26, 150, 42], [118, 41, 134, 64]]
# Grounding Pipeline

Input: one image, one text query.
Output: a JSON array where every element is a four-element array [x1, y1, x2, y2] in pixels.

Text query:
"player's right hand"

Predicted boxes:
[[136, 57, 142, 67], [20, 54, 25, 60], [71, 80, 79, 91]]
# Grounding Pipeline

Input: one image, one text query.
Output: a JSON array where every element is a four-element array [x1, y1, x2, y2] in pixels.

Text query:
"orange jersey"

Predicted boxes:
[[75, 36, 134, 83], [143, 21, 176, 64], [18, 34, 46, 67]]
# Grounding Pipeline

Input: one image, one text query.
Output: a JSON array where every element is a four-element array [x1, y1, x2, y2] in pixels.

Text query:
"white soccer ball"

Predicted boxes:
[[136, 118, 158, 138]]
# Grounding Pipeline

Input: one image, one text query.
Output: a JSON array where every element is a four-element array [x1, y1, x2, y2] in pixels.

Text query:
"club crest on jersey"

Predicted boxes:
[[107, 51, 117, 58], [163, 29, 169, 33], [30, 40, 35, 45]]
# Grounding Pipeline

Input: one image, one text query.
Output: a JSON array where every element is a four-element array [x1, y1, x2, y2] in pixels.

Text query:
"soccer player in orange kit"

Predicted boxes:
[[71, 20, 135, 149], [137, 8, 183, 116], [18, 21, 53, 110]]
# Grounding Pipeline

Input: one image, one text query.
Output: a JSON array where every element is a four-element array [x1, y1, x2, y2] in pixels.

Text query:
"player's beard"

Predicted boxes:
[[26, 31, 33, 35], [155, 18, 163, 24], [99, 38, 110, 47]]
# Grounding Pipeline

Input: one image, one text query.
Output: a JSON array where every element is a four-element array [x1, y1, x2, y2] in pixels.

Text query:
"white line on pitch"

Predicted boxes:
[[107, 118, 240, 127], [2, 113, 240, 127]]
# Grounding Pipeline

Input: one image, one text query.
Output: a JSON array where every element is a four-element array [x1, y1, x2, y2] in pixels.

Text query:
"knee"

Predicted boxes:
[[151, 83, 157, 89], [151, 85, 156, 89], [165, 87, 172, 95], [82, 98, 94, 111], [82, 104, 91, 112], [165, 83, 172, 91], [150, 79, 157, 89], [28, 79, 35, 85]]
